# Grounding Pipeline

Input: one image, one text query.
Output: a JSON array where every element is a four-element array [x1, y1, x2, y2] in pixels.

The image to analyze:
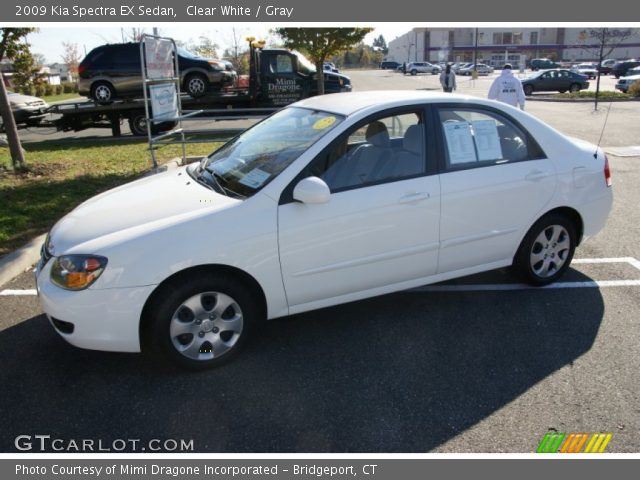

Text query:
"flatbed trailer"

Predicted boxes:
[[39, 44, 351, 138]]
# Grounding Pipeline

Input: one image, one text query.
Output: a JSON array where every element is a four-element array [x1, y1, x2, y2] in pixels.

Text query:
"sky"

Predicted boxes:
[[27, 26, 412, 64]]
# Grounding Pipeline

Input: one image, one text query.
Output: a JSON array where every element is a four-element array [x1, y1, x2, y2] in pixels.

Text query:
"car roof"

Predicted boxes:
[[292, 90, 497, 117]]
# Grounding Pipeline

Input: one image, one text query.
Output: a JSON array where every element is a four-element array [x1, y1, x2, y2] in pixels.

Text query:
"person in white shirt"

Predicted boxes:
[[488, 63, 526, 110], [439, 64, 457, 92]]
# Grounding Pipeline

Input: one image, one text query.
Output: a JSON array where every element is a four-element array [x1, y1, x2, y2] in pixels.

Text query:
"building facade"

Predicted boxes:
[[387, 28, 640, 68]]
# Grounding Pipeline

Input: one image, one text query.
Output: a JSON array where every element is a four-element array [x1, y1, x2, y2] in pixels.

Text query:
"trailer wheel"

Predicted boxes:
[[91, 81, 115, 104], [128, 113, 149, 136]]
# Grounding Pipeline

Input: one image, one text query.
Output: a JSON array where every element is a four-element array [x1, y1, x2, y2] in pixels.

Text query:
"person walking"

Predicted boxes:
[[488, 63, 526, 110], [440, 64, 457, 92]]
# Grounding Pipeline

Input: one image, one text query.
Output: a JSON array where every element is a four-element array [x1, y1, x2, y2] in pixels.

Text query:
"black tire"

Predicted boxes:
[[513, 213, 577, 286], [128, 112, 148, 136], [184, 73, 208, 98], [569, 83, 581, 93], [143, 274, 259, 370], [410, 69, 417, 76], [523, 84, 534, 96], [559, 89, 567, 93], [91, 81, 115, 104], [129, 112, 177, 136]]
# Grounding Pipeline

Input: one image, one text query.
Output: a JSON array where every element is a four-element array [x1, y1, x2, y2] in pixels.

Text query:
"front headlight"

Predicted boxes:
[[50, 255, 108, 290]]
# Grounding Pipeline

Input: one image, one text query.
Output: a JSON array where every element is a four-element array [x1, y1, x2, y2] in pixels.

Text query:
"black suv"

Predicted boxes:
[[611, 60, 640, 79], [78, 43, 236, 102]]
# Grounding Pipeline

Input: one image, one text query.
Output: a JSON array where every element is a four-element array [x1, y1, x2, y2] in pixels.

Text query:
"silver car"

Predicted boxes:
[[406, 62, 441, 75]]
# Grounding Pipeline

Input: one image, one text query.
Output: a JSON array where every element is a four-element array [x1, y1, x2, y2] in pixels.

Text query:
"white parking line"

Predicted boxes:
[[1, 258, 639, 296], [0, 289, 37, 296]]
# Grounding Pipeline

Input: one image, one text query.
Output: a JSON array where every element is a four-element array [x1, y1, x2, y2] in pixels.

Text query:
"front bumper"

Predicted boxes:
[[37, 258, 155, 353]]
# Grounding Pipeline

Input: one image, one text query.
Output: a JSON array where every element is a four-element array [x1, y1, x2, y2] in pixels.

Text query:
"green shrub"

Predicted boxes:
[[44, 84, 55, 96], [34, 85, 46, 97], [20, 86, 35, 96], [55, 84, 63, 95], [628, 80, 640, 97], [61, 82, 75, 93]]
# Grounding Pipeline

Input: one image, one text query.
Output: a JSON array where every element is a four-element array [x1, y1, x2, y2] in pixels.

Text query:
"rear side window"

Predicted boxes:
[[438, 107, 542, 170], [84, 48, 108, 67]]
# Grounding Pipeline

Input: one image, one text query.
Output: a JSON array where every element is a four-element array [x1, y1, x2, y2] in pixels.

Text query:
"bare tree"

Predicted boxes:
[[61, 42, 81, 78], [578, 28, 637, 109]]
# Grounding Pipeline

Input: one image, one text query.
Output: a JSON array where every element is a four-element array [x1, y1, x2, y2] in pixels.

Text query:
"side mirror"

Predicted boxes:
[[293, 176, 330, 204]]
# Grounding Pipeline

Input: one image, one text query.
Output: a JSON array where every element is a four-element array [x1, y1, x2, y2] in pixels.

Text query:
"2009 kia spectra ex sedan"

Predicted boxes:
[[37, 91, 613, 369]]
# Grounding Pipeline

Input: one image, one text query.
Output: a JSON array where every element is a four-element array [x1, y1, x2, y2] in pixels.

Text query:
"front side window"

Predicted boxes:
[[199, 107, 343, 197], [308, 111, 426, 192], [438, 108, 534, 169]]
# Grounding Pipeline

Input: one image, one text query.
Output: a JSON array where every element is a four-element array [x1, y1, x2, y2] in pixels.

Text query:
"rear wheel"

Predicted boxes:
[[523, 84, 534, 96], [513, 213, 577, 286], [410, 69, 417, 76], [91, 81, 115, 104], [144, 274, 258, 370]]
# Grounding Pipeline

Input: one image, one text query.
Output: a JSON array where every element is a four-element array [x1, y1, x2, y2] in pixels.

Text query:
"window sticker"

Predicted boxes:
[[471, 119, 503, 161], [443, 122, 477, 164], [239, 168, 271, 188], [313, 116, 337, 130]]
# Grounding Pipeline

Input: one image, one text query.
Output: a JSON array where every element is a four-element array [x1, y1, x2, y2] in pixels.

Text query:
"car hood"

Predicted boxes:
[[8, 92, 47, 106], [48, 166, 239, 254], [321, 71, 351, 82]]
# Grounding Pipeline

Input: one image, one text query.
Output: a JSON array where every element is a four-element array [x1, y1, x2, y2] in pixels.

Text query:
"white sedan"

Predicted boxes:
[[37, 91, 613, 369]]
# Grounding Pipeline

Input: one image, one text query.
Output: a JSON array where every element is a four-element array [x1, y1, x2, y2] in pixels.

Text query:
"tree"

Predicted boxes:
[[0, 28, 36, 171], [372, 34, 388, 54], [274, 28, 372, 94], [61, 42, 81, 79], [193, 36, 219, 59], [577, 28, 637, 110]]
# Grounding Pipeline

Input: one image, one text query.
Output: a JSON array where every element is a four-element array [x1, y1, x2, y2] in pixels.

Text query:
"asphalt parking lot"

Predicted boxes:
[[0, 69, 639, 453]]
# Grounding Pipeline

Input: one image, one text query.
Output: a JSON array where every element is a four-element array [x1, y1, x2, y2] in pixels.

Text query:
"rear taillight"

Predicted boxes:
[[604, 154, 612, 187], [78, 63, 87, 75]]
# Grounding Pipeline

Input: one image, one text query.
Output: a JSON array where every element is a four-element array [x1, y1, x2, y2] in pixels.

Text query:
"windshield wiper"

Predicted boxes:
[[204, 167, 245, 199]]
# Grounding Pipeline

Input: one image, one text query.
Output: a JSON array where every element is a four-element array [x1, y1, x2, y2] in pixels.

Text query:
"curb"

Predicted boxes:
[[528, 96, 639, 103], [0, 156, 202, 288], [0, 233, 46, 287]]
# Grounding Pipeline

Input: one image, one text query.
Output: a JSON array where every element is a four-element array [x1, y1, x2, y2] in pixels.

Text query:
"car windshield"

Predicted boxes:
[[198, 107, 344, 197], [294, 51, 316, 74]]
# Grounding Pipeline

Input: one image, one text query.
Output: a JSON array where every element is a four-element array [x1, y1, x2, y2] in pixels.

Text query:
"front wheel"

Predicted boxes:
[[410, 69, 417, 76], [185, 73, 208, 98], [569, 83, 581, 93], [144, 275, 258, 369], [513, 214, 577, 286]]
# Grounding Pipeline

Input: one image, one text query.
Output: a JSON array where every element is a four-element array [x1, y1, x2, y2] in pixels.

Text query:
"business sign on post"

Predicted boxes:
[[149, 83, 179, 121], [144, 37, 174, 79]]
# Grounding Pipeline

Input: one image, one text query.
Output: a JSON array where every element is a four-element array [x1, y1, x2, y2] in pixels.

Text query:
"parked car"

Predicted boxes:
[[406, 62, 441, 75], [572, 63, 598, 80], [458, 64, 494, 76], [453, 63, 473, 73], [380, 61, 400, 70], [0, 91, 49, 131], [323, 62, 339, 73], [521, 69, 589, 95], [78, 43, 237, 102], [529, 58, 560, 71], [615, 74, 640, 93], [598, 59, 617, 75], [37, 90, 613, 369], [611, 60, 640, 79]]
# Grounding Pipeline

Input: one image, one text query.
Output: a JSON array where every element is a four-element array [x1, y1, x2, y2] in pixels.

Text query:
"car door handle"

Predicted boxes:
[[525, 170, 549, 182], [399, 192, 430, 204]]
